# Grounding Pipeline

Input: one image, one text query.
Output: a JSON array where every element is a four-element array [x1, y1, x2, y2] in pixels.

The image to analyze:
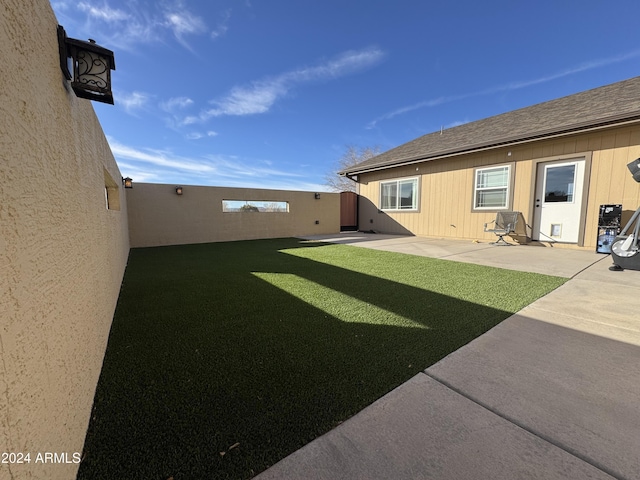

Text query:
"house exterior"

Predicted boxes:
[[341, 77, 640, 249]]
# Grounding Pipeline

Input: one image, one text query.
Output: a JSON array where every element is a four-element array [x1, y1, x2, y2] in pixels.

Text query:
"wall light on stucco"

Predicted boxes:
[[57, 25, 116, 105]]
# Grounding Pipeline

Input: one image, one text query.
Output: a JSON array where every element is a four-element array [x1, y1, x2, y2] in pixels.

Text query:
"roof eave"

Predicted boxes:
[[343, 114, 640, 176]]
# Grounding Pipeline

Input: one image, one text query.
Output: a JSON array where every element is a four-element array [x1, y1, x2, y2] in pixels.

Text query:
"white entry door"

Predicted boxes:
[[533, 159, 585, 243]]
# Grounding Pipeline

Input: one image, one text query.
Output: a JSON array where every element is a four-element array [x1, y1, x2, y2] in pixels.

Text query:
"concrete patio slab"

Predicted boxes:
[[256, 374, 614, 480], [300, 233, 604, 278], [427, 313, 640, 480], [257, 233, 640, 480], [521, 279, 640, 343]]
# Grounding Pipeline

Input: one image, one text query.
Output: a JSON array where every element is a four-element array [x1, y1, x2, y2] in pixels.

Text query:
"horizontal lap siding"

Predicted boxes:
[[358, 125, 640, 248]]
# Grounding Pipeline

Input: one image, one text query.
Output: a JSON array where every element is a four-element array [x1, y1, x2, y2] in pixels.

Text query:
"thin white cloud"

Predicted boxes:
[[445, 119, 470, 129], [206, 80, 288, 117], [366, 49, 640, 129], [160, 96, 194, 112], [51, 1, 70, 12], [185, 131, 218, 140], [197, 47, 385, 120], [211, 9, 231, 40], [367, 95, 465, 128], [78, 2, 130, 22], [55, 1, 212, 51], [181, 115, 200, 126], [202, 155, 304, 179], [284, 48, 387, 83], [109, 138, 215, 173], [501, 50, 640, 91], [108, 138, 308, 188], [118, 91, 151, 115], [164, 9, 206, 49], [115, 161, 161, 183]]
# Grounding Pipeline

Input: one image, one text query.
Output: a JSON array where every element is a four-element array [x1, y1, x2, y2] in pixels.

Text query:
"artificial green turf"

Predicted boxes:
[[77, 238, 566, 480]]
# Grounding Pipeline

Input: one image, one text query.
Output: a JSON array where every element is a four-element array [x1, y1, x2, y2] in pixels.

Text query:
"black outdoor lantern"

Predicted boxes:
[[123, 177, 133, 188], [627, 158, 640, 183], [57, 26, 116, 105], [175, 186, 183, 195]]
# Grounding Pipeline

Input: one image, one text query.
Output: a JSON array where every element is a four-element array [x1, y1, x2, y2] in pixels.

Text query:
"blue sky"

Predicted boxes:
[[52, 0, 640, 191]]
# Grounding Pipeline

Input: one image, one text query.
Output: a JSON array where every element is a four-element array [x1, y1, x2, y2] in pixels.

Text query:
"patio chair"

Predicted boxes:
[[484, 211, 519, 245]]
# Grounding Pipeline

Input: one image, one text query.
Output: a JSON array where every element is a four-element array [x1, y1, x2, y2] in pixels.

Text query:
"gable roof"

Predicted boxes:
[[341, 76, 640, 176]]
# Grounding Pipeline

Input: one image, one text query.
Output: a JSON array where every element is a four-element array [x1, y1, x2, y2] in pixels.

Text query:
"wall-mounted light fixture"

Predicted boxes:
[[122, 177, 133, 188], [314, 193, 321, 199], [628, 158, 640, 183], [57, 25, 116, 105], [175, 186, 183, 195]]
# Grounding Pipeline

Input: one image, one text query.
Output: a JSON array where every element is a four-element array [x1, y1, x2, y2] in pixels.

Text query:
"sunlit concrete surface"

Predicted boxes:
[[257, 234, 639, 480]]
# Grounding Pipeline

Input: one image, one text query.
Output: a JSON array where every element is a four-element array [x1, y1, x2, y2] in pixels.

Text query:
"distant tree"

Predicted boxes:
[[325, 145, 381, 193], [263, 202, 287, 212], [239, 204, 259, 212]]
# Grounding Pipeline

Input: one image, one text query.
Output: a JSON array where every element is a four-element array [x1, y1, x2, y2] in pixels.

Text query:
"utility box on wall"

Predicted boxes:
[[596, 204, 622, 253]]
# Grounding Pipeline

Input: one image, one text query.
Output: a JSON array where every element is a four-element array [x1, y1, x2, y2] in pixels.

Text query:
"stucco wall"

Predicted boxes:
[[357, 125, 640, 249], [127, 183, 340, 247], [0, 1, 130, 479]]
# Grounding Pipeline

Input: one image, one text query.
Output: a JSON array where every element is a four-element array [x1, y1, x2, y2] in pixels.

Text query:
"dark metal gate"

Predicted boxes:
[[340, 191, 358, 231]]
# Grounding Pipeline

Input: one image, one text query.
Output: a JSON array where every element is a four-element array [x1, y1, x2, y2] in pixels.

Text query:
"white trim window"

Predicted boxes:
[[380, 177, 419, 211], [474, 165, 511, 209]]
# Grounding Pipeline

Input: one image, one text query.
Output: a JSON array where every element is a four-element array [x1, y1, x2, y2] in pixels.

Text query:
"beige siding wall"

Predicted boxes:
[[0, 1, 130, 479], [127, 183, 340, 247], [358, 125, 640, 248]]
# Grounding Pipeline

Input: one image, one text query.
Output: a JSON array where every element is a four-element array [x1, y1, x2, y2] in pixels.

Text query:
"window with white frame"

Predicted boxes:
[[380, 177, 419, 211], [474, 165, 511, 209]]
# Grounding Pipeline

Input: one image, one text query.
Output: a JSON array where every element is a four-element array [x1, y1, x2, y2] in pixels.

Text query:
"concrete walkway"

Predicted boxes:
[[256, 234, 640, 480]]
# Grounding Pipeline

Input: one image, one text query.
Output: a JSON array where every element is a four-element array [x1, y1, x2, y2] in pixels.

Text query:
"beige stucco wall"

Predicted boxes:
[[358, 125, 640, 249], [127, 183, 340, 247], [0, 1, 130, 479]]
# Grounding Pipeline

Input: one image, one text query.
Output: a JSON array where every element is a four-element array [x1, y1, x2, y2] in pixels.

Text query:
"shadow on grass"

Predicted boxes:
[[77, 238, 563, 480]]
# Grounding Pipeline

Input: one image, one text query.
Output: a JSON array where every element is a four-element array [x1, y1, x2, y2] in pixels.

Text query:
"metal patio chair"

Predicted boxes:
[[484, 211, 519, 245]]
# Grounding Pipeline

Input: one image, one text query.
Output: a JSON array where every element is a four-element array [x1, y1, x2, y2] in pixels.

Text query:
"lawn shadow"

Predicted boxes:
[[77, 238, 560, 480]]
